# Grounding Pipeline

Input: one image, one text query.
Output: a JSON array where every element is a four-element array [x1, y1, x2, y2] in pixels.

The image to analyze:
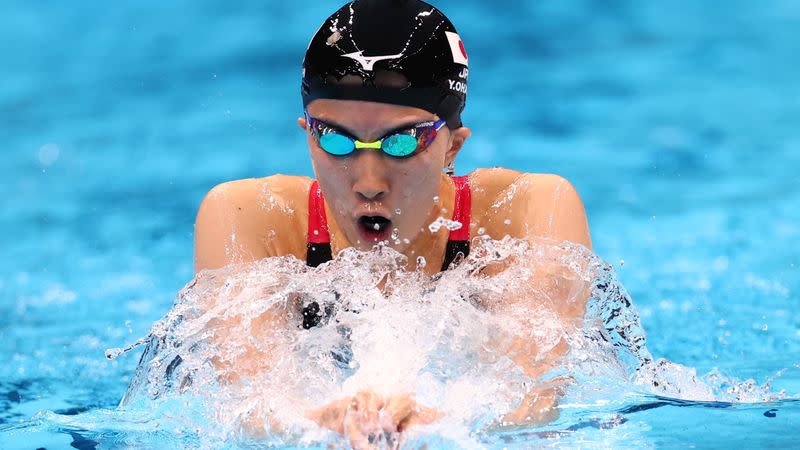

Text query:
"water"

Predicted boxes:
[[2, 0, 799, 448]]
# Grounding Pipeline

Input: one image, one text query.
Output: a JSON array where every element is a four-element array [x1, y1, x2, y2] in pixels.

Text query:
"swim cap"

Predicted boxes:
[[301, 0, 469, 128]]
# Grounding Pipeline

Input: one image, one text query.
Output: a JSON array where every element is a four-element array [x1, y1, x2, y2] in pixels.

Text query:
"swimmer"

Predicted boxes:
[[194, 0, 592, 443]]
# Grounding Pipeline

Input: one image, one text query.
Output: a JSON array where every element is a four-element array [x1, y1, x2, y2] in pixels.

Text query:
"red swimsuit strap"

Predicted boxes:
[[449, 175, 472, 241], [307, 180, 331, 244]]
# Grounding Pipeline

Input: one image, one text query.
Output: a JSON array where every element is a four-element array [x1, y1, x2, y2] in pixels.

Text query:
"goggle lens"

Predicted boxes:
[[381, 134, 419, 157], [319, 133, 355, 155]]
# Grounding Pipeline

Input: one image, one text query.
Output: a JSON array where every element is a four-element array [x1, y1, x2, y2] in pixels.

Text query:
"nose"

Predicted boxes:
[[351, 150, 389, 201]]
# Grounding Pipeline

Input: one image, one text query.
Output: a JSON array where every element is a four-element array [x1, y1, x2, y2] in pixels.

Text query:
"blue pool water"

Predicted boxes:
[[2, 0, 799, 448]]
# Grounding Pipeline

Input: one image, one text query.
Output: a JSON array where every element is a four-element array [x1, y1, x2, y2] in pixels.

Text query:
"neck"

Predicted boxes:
[[402, 174, 457, 275]]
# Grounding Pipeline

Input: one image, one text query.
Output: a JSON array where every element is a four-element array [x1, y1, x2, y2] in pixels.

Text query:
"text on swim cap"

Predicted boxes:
[[448, 80, 467, 94]]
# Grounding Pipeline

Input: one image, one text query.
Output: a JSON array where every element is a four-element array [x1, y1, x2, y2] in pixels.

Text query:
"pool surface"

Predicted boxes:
[[2, 0, 799, 448]]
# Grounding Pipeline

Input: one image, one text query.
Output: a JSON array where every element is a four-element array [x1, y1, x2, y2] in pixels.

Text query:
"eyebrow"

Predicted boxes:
[[313, 117, 434, 141]]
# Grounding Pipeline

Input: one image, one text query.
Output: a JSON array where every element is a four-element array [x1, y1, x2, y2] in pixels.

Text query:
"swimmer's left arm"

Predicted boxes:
[[483, 174, 594, 426]]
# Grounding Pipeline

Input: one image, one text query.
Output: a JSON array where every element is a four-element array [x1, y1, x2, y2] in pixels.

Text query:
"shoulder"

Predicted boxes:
[[470, 169, 591, 249], [199, 174, 311, 211], [195, 175, 313, 272], [515, 173, 583, 206], [196, 175, 312, 235]]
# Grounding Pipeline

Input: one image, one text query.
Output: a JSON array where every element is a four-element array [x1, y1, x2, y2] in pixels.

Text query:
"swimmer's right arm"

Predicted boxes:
[[194, 181, 308, 372]]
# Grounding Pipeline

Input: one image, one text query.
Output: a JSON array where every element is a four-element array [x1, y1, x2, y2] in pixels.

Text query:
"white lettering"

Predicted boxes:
[[448, 79, 467, 94], [458, 67, 469, 79]]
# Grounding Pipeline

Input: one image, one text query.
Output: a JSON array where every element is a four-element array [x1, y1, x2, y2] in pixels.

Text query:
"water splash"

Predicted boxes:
[[428, 217, 463, 233], [113, 237, 792, 447]]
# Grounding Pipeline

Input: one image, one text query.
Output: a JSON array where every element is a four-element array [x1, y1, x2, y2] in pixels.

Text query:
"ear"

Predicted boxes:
[[297, 117, 308, 131], [444, 126, 471, 167]]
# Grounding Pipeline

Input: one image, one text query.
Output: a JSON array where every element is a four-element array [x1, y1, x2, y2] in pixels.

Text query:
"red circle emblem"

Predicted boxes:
[[458, 40, 468, 59]]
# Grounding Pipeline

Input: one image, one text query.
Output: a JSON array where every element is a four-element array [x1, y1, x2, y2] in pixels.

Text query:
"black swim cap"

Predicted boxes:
[[301, 0, 469, 128]]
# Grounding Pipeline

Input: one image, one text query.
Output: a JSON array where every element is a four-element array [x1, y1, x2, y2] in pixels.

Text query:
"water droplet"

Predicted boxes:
[[503, 219, 511, 225], [761, 324, 769, 331], [402, 238, 410, 245], [395, 208, 402, 215], [428, 217, 463, 233], [373, 223, 380, 231], [619, 259, 625, 266], [432, 196, 440, 203], [477, 227, 486, 235], [313, 230, 319, 235], [416, 256, 427, 269], [391, 228, 400, 240]]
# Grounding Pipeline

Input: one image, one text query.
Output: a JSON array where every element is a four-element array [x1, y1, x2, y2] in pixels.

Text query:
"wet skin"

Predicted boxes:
[[195, 100, 591, 275], [193, 99, 593, 441]]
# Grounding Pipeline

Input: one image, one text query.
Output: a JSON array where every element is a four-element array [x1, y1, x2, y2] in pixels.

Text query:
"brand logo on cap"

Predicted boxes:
[[445, 32, 468, 67], [341, 51, 404, 71]]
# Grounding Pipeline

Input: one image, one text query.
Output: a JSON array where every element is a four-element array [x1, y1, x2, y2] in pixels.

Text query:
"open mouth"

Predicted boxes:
[[357, 215, 392, 242]]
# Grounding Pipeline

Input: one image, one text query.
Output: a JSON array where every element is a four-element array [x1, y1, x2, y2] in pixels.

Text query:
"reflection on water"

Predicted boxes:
[[103, 237, 790, 447]]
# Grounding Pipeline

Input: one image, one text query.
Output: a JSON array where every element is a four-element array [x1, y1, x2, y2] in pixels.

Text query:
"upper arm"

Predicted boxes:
[[194, 180, 268, 273], [513, 174, 592, 250]]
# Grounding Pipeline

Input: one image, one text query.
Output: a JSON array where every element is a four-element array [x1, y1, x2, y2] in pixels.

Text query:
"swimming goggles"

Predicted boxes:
[[304, 112, 446, 158]]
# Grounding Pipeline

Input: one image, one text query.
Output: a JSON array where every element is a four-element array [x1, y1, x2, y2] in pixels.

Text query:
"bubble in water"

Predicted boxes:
[[432, 195, 440, 203], [416, 256, 426, 268], [395, 208, 402, 215], [477, 227, 486, 235], [38, 144, 60, 166], [391, 228, 400, 240], [503, 218, 511, 225]]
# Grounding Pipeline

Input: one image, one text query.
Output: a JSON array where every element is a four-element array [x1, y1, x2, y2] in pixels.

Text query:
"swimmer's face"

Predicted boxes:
[[300, 99, 470, 252]]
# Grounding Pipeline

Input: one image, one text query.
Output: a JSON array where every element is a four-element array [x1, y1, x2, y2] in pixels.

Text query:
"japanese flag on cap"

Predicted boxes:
[[445, 31, 468, 67]]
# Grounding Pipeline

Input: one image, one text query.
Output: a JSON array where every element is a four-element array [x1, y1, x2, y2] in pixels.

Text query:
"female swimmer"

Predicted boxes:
[[193, 0, 592, 442]]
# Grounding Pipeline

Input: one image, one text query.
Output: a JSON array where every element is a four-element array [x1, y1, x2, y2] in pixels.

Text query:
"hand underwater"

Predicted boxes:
[[307, 390, 440, 448]]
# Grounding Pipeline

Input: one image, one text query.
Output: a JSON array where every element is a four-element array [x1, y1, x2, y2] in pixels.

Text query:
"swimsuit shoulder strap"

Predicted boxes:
[[306, 180, 333, 267], [441, 175, 472, 271]]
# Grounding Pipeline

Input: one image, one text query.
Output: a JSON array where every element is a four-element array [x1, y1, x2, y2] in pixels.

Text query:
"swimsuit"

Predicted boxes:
[[302, 176, 472, 329]]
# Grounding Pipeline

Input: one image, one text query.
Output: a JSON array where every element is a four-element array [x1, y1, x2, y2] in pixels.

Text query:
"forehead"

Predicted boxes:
[[306, 99, 436, 134]]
